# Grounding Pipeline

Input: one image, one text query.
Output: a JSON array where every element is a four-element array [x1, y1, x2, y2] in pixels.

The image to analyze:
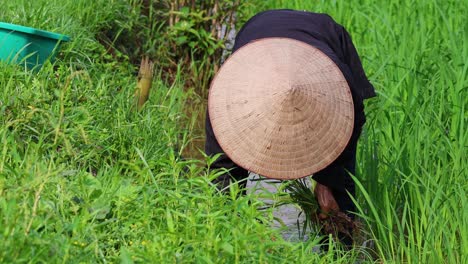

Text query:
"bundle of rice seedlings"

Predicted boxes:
[[285, 178, 358, 241], [134, 56, 154, 110]]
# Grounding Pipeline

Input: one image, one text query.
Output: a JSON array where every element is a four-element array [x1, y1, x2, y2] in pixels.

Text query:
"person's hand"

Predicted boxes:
[[314, 183, 340, 220]]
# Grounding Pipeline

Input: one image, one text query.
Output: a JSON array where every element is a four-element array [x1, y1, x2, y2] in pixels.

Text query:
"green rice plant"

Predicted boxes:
[[247, 0, 467, 262], [0, 64, 363, 261]]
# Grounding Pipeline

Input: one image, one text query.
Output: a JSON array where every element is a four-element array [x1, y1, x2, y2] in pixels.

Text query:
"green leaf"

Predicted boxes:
[[119, 247, 134, 264], [175, 36, 188, 45], [221, 242, 234, 255], [180, 6, 190, 16], [166, 208, 175, 233]]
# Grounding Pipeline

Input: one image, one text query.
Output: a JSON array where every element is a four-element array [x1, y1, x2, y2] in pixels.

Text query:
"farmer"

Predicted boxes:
[[205, 9, 376, 246]]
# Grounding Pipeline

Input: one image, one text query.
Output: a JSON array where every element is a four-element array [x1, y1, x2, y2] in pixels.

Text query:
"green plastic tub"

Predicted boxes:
[[0, 22, 70, 69]]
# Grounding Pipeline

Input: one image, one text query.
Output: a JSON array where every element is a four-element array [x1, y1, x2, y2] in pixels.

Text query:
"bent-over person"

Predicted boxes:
[[205, 9, 376, 247]]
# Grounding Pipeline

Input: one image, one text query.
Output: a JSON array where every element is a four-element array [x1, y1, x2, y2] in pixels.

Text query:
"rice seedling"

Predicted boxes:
[[134, 57, 154, 110]]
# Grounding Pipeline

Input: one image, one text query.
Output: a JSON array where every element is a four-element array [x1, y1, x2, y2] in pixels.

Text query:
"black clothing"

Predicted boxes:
[[233, 10, 376, 101], [205, 10, 375, 245]]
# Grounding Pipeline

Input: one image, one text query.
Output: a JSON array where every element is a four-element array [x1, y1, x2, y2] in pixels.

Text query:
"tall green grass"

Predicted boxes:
[[0, 0, 466, 263], [245, 0, 467, 262], [0, 1, 365, 263], [0, 65, 359, 262]]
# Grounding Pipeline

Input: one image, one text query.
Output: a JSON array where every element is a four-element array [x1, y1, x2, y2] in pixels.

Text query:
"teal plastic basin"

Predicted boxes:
[[0, 22, 70, 69]]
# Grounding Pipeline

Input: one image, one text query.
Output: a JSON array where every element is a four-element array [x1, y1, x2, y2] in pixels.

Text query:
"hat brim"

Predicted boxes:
[[208, 38, 354, 180]]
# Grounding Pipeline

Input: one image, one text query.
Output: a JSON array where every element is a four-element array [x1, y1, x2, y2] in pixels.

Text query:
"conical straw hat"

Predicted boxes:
[[208, 38, 354, 180]]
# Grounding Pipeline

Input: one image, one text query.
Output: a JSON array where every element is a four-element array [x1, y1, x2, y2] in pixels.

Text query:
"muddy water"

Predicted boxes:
[[246, 173, 309, 241]]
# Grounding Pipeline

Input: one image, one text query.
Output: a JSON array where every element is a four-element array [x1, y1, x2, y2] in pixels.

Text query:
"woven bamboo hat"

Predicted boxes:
[[208, 38, 354, 180]]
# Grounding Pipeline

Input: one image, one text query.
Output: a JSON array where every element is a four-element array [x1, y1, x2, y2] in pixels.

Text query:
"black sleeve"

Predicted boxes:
[[336, 25, 376, 99]]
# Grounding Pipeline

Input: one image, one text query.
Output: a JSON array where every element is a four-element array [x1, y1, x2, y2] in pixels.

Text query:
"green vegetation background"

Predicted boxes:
[[0, 0, 466, 263]]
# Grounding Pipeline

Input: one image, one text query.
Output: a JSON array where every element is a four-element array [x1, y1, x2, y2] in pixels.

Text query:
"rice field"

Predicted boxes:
[[0, 0, 466, 263]]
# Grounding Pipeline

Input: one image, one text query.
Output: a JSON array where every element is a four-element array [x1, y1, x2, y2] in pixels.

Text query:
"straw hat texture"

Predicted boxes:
[[208, 38, 354, 180]]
